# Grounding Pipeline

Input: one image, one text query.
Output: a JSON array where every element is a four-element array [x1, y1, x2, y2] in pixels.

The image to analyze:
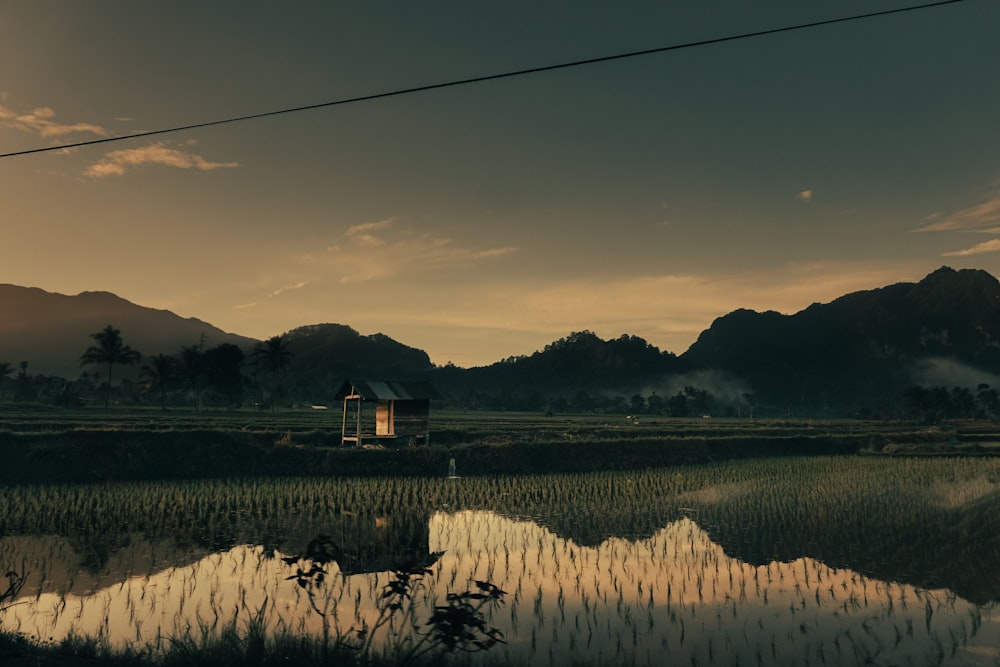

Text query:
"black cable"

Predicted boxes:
[[0, 0, 969, 159]]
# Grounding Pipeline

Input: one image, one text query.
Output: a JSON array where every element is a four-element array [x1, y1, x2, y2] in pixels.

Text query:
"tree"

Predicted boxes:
[[977, 384, 999, 419], [252, 335, 293, 409], [646, 392, 664, 415], [202, 343, 245, 408], [179, 344, 205, 410], [13, 361, 35, 403], [951, 386, 975, 419], [667, 392, 689, 417], [80, 325, 141, 409], [140, 353, 178, 410], [571, 390, 594, 413], [0, 362, 11, 400], [683, 386, 713, 417]]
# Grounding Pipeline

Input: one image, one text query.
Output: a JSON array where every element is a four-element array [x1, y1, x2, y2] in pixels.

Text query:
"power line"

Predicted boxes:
[[0, 0, 968, 159]]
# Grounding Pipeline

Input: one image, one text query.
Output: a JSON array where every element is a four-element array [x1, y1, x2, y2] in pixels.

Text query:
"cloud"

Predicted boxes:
[[271, 281, 309, 297], [346, 218, 394, 247], [942, 239, 1000, 257], [916, 195, 1000, 232], [84, 142, 240, 177], [347, 218, 394, 236], [310, 218, 517, 284], [797, 189, 813, 203], [472, 247, 517, 259], [0, 104, 107, 138]]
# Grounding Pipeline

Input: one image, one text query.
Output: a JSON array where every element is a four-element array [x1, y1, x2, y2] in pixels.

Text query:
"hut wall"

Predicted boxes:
[[391, 399, 431, 436], [376, 400, 393, 436]]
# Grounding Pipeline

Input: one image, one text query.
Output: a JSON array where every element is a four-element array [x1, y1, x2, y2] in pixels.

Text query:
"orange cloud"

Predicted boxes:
[[917, 195, 1000, 232], [0, 104, 107, 138], [270, 281, 309, 297], [84, 142, 240, 177], [942, 239, 1000, 257], [346, 218, 395, 247], [295, 218, 518, 285]]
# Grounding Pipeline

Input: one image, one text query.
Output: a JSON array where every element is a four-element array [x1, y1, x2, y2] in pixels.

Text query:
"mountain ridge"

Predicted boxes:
[[0, 284, 257, 378], [678, 266, 1000, 414], [3, 267, 1000, 417]]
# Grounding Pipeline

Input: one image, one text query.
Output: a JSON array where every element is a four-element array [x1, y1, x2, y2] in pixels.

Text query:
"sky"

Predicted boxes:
[[2, 0, 999, 368]]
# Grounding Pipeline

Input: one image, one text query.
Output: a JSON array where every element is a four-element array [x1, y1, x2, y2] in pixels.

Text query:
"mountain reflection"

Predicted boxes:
[[2, 511, 995, 666], [674, 476, 1000, 606]]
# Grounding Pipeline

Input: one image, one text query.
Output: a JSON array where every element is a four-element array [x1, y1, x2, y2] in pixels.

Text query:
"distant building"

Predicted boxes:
[[335, 379, 441, 446]]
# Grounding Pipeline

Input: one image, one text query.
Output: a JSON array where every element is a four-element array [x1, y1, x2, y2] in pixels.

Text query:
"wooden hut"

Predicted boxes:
[[335, 379, 441, 446]]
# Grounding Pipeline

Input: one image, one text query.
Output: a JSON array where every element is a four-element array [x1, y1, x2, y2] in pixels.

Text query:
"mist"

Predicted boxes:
[[910, 357, 1000, 390]]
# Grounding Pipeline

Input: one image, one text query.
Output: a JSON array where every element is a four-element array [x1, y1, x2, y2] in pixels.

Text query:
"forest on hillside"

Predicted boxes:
[[2, 325, 999, 422], [4, 268, 1000, 420]]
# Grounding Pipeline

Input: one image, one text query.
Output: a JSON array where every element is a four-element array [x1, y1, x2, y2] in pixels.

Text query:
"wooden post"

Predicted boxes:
[[341, 395, 349, 446], [355, 392, 362, 446], [341, 388, 364, 446]]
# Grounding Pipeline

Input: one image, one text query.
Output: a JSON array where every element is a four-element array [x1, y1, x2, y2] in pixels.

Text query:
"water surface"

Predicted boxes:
[[2, 510, 995, 666]]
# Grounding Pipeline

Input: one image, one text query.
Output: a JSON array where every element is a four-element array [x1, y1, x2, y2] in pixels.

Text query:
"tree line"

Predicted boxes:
[[0, 325, 293, 410], [3, 325, 1000, 420], [444, 384, 758, 418]]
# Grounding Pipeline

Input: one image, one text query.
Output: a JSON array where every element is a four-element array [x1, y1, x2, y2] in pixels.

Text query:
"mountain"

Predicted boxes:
[[680, 267, 1000, 415], [0, 285, 258, 378], [282, 324, 434, 404], [429, 331, 679, 410], [5, 267, 1000, 416]]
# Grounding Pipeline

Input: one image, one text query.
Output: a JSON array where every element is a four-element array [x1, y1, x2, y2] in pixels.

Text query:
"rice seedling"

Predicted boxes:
[[1, 456, 999, 664]]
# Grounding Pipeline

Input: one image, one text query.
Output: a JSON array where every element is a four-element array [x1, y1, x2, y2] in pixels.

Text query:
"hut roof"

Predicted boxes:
[[335, 379, 441, 401]]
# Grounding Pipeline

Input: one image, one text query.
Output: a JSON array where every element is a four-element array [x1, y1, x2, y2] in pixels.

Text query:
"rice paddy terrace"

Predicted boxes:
[[2, 408, 1000, 664], [1, 406, 997, 484]]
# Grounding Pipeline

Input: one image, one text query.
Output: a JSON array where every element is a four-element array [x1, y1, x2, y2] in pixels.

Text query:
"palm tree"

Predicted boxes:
[[0, 362, 11, 400], [140, 353, 177, 410], [252, 335, 293, 410], [14, 361, 33, 402], [179, 344, 205, 410], [80, 325, 141, 409]]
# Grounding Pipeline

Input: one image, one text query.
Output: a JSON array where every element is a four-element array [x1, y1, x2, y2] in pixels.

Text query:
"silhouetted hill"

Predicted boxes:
[[430, 331, 679, 410], [680, 267, 1000, 415], [281, 324, 434, 405], [0, 285, 257, 378], [6, 267, 1000, 416]]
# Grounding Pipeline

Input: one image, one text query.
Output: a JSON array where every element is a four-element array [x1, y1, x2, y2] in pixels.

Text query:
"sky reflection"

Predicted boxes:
[[1, 511, 996, 666]]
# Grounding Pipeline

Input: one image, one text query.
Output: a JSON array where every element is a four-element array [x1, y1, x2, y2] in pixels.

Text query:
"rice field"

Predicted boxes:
[[2, 456, 1000, 665]]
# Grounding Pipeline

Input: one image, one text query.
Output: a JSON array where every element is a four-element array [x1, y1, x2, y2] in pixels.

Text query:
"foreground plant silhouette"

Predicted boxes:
[[0, 567, 26, 613], [284, 535, 506, 665]]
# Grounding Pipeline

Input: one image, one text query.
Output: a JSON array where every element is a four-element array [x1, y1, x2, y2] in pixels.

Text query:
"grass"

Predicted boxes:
[[0, 630, 502, 667], [0, 404, 984, 484]]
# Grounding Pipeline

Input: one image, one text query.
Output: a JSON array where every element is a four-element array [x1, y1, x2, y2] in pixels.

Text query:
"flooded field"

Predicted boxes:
[[2, 457, 1000, 665]]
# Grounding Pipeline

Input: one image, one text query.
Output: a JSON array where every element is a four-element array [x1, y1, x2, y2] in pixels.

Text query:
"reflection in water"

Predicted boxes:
[[1, 512, 996, 666], [430, 512, 993, 666]]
